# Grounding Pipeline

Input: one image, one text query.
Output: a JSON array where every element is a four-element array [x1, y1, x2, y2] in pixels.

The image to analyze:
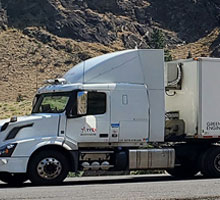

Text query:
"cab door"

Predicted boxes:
[[65, 91, 110, 143], [110, 87, 150, 143]]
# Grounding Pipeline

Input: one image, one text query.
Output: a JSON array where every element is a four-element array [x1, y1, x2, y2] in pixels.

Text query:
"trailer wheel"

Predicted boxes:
[[166, 164, 198, 178], [28, 150, 69, 185], [0, 173, 28, 185], [202, 147, 220, 178]]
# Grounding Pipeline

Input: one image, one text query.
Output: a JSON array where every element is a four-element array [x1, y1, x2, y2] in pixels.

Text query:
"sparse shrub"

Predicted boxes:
[[65, 41, 73, 53], [165, 50, 172, 61], [16, 94, 25, 102], [64, 60, 73, 65], [68, 171, 84, 177], [54, 62, 62, 67], [150, 29, 165, 49], [149, 28, 172, 61], [187, 51, 192, 58], [37, 43, 42, 49], [130, 170, 164, 175], [39, 68, 45, 73]]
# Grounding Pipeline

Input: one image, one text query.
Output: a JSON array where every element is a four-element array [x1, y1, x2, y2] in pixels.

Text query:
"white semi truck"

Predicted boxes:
[[0, 49, 220, 185]]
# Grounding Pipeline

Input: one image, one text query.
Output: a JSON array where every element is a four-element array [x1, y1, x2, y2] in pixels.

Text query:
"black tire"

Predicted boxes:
[[0, 173, 28, 185], [166, 164, 198, 178], [198, 149, 212, 177], [202, 147, 220, 178], [28, 150, 69, 185]]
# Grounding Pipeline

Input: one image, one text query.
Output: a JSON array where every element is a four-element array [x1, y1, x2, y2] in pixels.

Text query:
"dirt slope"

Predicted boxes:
[[1, 0, 220, 118]]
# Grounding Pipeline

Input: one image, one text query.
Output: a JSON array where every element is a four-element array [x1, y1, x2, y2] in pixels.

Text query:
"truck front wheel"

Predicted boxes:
[[28, 150, 69, 185]]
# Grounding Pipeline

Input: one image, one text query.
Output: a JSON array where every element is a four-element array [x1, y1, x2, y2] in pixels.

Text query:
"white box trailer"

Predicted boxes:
[[166, 58, 220, 139]]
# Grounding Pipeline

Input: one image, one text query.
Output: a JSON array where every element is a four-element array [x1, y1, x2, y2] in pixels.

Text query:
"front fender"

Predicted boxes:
[[0, 137, 70, 173], [12, 137, 71, 157]]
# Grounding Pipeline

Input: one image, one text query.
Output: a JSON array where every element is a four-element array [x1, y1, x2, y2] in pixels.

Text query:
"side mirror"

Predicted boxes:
[[77, 91, 88, 115]]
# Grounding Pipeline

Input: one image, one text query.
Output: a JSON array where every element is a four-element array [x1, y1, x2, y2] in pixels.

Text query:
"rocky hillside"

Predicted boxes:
[[0, 0, 220, 116], [2, 0, 220, 46]]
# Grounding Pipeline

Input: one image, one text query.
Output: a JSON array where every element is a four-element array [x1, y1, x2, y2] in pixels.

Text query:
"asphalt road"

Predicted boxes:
[[0, 174, 220, 200]]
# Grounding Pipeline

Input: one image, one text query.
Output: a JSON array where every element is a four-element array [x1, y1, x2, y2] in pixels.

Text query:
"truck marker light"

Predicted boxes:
[[10, 116, 17, 123], [203, 136, 213, 138]]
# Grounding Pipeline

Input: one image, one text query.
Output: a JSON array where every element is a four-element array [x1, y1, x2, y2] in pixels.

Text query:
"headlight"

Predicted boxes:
[[0, 143, 17, 157]]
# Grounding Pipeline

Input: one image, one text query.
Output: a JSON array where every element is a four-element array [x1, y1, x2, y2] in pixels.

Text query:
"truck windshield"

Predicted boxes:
[[32, 93, 71, 114]]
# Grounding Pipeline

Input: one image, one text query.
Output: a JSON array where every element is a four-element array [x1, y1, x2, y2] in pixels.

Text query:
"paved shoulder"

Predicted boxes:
[[0, 175, 220, 200]]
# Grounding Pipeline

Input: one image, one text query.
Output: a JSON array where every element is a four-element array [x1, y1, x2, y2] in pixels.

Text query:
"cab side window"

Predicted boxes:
[[87, 92, 106, 115]]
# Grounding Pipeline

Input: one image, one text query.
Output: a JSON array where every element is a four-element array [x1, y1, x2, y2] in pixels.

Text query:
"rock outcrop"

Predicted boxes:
[[1, 0, 220, 49]]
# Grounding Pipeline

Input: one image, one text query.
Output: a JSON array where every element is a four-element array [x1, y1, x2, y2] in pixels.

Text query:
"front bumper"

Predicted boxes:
[[0, 157, 29, 173]]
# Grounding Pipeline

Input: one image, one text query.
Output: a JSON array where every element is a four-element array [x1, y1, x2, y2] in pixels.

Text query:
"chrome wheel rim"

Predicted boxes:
[[37, 157, 62, 180], [214, 154, 220, 172]]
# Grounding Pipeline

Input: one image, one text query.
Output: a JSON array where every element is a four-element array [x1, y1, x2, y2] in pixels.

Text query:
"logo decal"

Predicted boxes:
[[81, 126, 97, 136]]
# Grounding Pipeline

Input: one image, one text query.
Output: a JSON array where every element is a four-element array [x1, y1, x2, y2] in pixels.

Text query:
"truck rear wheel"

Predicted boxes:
[[28, 150, 69, 185], [0, 173, 28, 185], [200, 147, 220, 178]]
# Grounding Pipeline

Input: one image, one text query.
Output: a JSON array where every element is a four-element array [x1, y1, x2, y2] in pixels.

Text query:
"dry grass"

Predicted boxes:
[[170, 28, 220, 59], [0, 28, 120, 103], [0, 27, 219, 119], [0, 101, 32, 119], [0, 28, 123, 118]]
